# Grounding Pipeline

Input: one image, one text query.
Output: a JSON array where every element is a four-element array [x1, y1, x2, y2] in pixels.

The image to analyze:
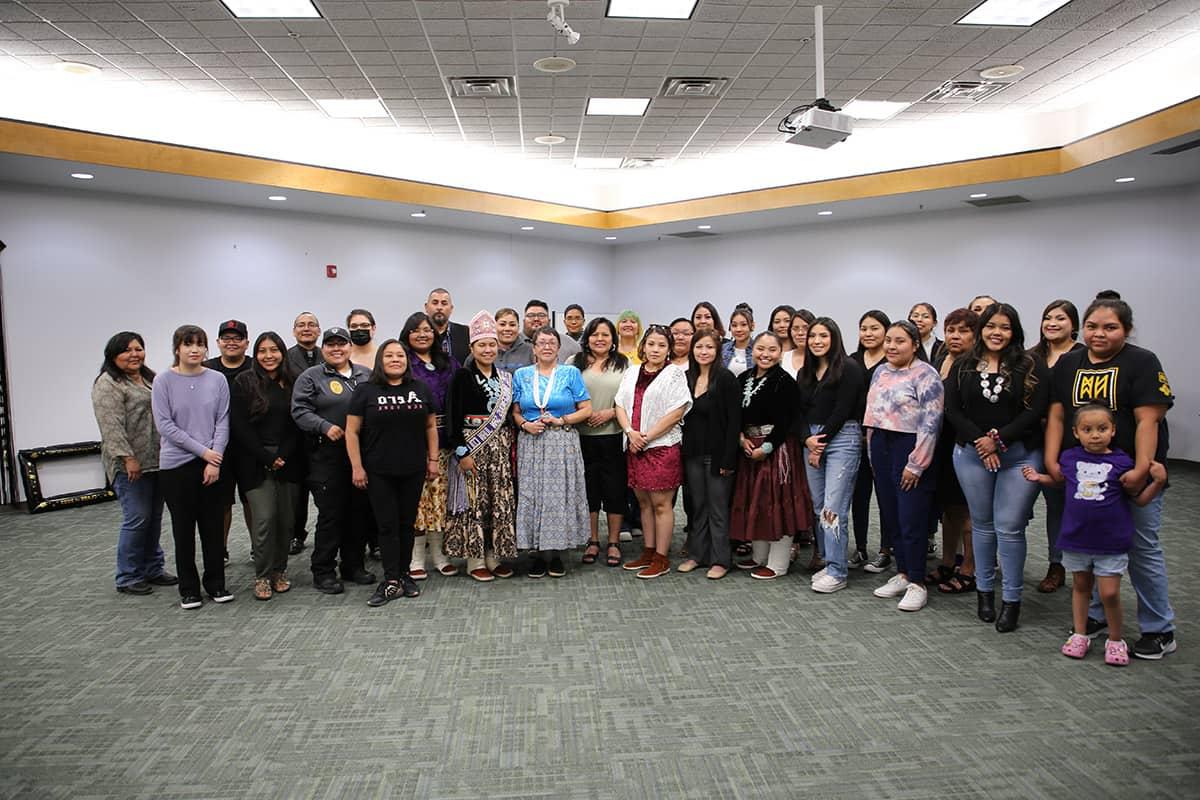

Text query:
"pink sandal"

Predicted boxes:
[[1104, 639, 1130, 666], [1061, 633, 1091, 659]]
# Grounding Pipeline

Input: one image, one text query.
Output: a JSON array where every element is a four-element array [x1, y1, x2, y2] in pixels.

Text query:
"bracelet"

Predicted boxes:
[[986, 429, 1007, 453], [760, 441, 775, 455]]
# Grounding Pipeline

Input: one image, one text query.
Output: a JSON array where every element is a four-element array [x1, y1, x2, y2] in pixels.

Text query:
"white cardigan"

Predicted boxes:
[[614, 363, 692, 450]]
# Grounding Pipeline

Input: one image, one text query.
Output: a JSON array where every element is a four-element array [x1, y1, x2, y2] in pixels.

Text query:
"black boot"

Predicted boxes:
[[995, 601, 1021, 633], [977, 590, 996, 623]]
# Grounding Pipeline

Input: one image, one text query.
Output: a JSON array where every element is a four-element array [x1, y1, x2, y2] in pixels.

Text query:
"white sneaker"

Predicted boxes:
[[811, 567, 828, 583], [897, 583, 928, 612], [873, 574, 910, 598], [811, 573, 847, 593], [619, 530, 633, 542]]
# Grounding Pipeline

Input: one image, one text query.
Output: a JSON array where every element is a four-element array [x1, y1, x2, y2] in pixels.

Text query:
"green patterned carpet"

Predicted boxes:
[[1, 464, 1197, 799]]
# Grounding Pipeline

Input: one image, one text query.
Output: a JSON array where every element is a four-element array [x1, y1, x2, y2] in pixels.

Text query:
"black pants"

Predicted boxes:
[[366, 471, 425, 582], [309, 473, 369, 580], [684, 456, 733, 567], [293, 485, 310, 542], [852, 454, 894, 554], [160, 459, 226, 598], [580, 433, 626, 513]]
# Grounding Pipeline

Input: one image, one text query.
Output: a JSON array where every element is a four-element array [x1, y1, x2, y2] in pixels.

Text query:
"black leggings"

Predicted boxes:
[[159, 459, 226, 598], [366, 471, 425, 582]]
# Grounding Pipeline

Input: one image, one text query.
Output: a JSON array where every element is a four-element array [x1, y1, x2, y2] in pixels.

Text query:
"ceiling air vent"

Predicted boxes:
[[966, 195, 1030, 207], [1152, 137, 1200, 155], [660, 77, 729, 98], [621, 157, 671, 169], [448, 76, 516, 98], [922, 79, 1011, 104], [667, 230, 719, 239]]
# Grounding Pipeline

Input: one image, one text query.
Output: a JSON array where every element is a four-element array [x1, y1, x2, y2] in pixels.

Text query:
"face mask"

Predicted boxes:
[[349, 330, 372, 346]]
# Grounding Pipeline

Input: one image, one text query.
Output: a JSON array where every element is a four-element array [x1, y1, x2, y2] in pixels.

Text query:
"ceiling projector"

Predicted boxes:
[[784, 106, 853, 149]]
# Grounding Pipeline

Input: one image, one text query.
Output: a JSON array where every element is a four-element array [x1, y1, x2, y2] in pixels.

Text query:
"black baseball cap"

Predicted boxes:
[[217, 319, 248, 339], [322, 326, 351, 345]]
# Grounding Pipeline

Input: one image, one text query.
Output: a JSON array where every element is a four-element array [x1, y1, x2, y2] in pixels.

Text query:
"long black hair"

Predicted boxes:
[[236, 331, 296, 419], [399, 312, 450, 372], [686, 330, 733, 392], [97, 331, 155, 385], [691, 301, 726, 338], [798, 317, 848, 389], [854, 310, 891, 355], [572, 317, 628, 372], [962, 303, 1038, 408], [1032, 298, 1080, 361], [368, 339, 412, 386]]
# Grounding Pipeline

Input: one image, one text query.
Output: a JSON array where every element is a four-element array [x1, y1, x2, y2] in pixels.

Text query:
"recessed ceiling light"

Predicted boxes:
[[219, 0, 321, 18], [411, 211, 427, 218], [606, 0, 699, 19], [697, 225, 712, 230], [268, 195, 287, 201], [534, 134, 566, 146], [574, 157, 624, 170], [817, 210, 833, 216], [970, 192, 989, 198], [957, 0, 1073, 27], [842, 100, 911, 120], [586, 97, 651, 117], [521, 225, 535, 231], [1114, 176, 1136, 183], [69, 172, 94, 180], [532, 56, 576, 74], [979, 64, 1025, 80], [53, 61, 101, 77], [316, 98, 389, 118], [604, 236, 618, 241]]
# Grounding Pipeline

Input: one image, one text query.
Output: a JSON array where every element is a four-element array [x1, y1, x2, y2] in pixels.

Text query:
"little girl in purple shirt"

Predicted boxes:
[[1025, 404, 1165, 666]]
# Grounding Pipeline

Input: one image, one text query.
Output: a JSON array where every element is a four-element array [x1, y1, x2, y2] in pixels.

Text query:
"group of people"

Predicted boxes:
[[91, 288, 1178, 664]]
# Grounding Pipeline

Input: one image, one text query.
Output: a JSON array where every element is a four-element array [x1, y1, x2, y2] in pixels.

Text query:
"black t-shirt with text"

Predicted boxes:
[[347, 379, 437, 476], [1050, 343, 1174, 462]]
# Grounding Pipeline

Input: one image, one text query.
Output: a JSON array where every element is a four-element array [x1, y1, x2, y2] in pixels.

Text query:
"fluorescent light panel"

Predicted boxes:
[[586, 97, 650, 116], [574, 157, 623, 170], [316, 98, 389, 118], [842, 99, 911, 120], [957, 0, 1074, 27], [606, 0, 699, 19], [220, 0, 321, 18]]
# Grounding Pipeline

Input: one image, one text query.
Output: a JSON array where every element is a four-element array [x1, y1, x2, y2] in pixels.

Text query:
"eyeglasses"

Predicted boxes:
[[525, 311, 549, 320]]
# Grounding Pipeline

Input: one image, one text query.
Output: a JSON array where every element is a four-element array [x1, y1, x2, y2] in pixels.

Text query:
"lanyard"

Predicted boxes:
[[531, 366, 557, 416]]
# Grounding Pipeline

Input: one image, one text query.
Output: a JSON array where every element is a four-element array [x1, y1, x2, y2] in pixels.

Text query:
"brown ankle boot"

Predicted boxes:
[[636, 552, 671, 580], [1037, 563, 1066, 593], [623, 548, 655, 571]]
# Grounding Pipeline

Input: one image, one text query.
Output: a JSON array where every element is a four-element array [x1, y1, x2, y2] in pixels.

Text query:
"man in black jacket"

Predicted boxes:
[[426, 288, 470, 364], [286, 312, 320, 554]]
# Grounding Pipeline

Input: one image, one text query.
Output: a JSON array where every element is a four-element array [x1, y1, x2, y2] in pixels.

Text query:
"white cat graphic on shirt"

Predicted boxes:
[[1074, 461, 1113, 501]]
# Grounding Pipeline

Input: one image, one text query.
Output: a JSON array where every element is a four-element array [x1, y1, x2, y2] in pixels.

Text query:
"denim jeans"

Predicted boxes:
[[113, 471, 166, 587], [952, 442, 1042, 602], [1090, 492, 1174, 634], [870, 430, 935, 583], [804, 422, 861, 580], [1042, 485, 1065, 564]]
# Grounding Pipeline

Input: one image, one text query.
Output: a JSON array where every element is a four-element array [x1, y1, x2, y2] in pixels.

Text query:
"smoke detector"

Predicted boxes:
[[979, 64, 1025, 80], [533, 56, 576, 73], [534, 134, 567, 145]]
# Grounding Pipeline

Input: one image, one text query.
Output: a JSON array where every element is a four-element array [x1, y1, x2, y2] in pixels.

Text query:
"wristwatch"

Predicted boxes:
[[455, 445, 469, 458]]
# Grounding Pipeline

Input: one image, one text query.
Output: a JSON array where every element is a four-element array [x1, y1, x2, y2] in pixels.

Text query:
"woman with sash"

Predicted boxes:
[[444, 311, 517, 582]]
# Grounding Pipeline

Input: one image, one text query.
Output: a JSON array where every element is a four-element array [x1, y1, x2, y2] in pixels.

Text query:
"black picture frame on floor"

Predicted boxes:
[[17, 441, 115, 514]]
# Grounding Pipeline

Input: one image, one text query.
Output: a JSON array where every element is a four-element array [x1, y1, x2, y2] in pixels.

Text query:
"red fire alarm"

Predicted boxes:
[[326, 264, 337, 278]]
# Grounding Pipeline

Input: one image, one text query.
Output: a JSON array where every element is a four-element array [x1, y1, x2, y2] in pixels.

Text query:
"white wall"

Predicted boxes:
[[615, 184, 1200, 461], [0, 186, 614, 468], [2, 180, 1197, 482]]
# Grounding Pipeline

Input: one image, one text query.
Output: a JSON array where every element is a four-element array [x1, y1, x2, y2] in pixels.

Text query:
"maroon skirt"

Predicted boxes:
[[627, 443, 683, 492], [730, 434, 815, 542]]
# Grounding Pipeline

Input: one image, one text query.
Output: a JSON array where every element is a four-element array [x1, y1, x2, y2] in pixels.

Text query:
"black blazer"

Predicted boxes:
[[230, 376, 306, 492], [683, 367, 742, 476], [438, 321, 471, 366]]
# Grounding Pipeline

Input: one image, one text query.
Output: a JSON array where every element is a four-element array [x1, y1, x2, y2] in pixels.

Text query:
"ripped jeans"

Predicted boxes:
[[803, 421, 862, 580]]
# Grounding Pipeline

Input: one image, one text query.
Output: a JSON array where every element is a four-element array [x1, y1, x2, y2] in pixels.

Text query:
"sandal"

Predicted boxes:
[[605, 543, 622, 568], [925, 564, 954, 588], [582, 541, 601, 565], [937, 571, 976, 594]]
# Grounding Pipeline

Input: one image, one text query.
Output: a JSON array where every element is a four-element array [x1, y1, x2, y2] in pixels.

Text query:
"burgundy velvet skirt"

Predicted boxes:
[[729, 434, 815, 542]]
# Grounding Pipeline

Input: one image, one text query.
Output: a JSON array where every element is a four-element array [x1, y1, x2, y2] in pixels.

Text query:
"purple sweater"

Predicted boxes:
[[151, 368, 230, 470]]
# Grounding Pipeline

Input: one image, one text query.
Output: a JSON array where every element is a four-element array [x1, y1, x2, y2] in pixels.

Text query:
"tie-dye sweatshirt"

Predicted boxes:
[[863, 360, 944, 475]]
